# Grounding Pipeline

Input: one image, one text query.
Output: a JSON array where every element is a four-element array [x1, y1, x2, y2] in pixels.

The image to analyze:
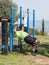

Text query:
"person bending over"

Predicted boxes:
[[14, 25, 40, 56]]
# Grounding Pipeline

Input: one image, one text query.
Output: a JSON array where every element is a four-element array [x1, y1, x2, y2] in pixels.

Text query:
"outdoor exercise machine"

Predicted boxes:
[[0, 5, 35, 54], [0, 5, 14, 55], [0, 18, 10, 55]]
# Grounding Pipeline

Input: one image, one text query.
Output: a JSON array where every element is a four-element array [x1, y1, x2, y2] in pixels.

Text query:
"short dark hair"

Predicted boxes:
[[16, 24, 24, 31], [20, 24, 24, 30], [16, 25, 20, 31]]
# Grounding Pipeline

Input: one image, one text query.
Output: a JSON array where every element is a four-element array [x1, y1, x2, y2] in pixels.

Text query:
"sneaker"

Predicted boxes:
[[31, 51, 36, 56], [35, 49, 38, 54]]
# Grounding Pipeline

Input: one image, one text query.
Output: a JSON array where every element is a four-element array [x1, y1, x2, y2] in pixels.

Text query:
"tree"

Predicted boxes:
[[41, 19, 45, 35], [0, 0, 19, 21]]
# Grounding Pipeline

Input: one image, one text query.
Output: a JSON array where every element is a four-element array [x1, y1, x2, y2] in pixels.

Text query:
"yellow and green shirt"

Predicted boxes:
[[15, 30, 29, 40]]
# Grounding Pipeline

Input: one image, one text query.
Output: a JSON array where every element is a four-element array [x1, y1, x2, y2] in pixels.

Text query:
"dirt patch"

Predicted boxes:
[[22, 53, 49, 65], [31, 55, 49, 65], [34, 57, 49, 65]]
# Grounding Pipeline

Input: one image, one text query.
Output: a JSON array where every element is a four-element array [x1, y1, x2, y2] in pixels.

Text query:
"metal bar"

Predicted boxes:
[[10, 5, 14, 53], [20, 6, 22, 26], [10, 24, 13, 53], [18, 38, 22, 51], [27, 9, 29, 33], [18, 6, 22, 51], [32, 10, 35, 37]]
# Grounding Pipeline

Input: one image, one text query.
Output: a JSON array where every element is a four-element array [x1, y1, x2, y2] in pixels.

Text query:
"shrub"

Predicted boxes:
[[35, 29, 41, 35], [30, 28, 41, 35]]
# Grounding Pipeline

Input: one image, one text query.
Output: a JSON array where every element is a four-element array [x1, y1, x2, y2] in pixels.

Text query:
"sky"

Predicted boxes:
[[13, 0, 49, 21]]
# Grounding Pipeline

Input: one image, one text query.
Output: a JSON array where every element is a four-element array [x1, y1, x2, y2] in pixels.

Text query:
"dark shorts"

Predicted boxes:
[[24, 35, 36, 46]]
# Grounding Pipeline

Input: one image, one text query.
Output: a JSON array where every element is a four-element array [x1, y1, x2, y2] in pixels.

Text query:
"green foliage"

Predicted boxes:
[[35, 29, 41, 35], [0, 0, 19, 21], [30, 28, 41, 35]]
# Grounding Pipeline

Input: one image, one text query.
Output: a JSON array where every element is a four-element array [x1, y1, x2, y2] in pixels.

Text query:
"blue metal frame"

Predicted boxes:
[[18, 6, 22, 51], [20, 6, 22, 26], [18, 38, 22, 51], [27, 9, 29, 34], [10, 5, 14, 53], [10, 24, 12, 53], [32, 10, 35, 37], [9, 6, 35, 53]]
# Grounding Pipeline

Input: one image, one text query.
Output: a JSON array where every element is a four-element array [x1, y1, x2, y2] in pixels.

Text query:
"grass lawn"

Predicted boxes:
[[0, 35, 49, 65]]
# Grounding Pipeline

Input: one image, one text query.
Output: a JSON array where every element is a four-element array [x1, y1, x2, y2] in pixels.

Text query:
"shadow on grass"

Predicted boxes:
[[0, 44, 31, 55], [0, 42, 49, 57], [38, 42, 49, 57], [13, 43, 49, 57], [13, 44, 32, 55]]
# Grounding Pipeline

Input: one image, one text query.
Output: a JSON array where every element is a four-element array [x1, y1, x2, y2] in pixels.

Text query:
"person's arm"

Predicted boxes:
[[14, 28, 16, 33]]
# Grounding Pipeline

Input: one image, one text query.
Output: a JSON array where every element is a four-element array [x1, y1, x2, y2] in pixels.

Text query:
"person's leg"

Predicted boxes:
[[31, 39, 40, 56], [31, 46, 36, 56], [24, 36, 36, 56], [24, 36, 40, 56]]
